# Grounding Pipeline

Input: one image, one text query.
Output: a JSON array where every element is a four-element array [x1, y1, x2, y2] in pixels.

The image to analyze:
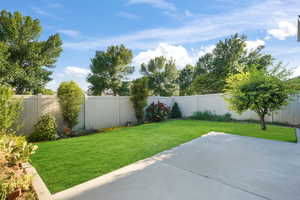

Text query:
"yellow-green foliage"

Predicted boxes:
[[0, 134, 37, 199], [0, 85, 22, 133], [29, 113, 57, 142], [0, 134, 37, 166], [224, 67, 297, 130], [57, 81, 84, 129]]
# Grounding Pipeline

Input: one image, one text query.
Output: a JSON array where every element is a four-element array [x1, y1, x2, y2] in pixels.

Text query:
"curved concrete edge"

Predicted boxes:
[[52, 132, 224, 200], [22, 163, 52, 200]]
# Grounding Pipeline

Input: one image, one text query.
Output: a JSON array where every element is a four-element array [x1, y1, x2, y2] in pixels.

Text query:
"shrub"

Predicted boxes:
[[145, 101, 170, 122], [0, 134, 37, 199], [190, 110, 233, 122], [28, 114, 57, 142], [0, 85, 22, 133], [57, 81, 84, 130], [170, 102, 182, 118], [0, 134, 38, 166], [0, 170, 34, 200], [130, 78, 148, 123]]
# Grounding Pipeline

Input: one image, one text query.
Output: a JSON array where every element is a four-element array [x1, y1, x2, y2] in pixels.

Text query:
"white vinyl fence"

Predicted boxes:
[[17, 94, 300, 135]]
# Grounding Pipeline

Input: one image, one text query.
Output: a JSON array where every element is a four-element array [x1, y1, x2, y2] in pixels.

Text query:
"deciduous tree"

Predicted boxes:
[[224, 66, 297, 130]]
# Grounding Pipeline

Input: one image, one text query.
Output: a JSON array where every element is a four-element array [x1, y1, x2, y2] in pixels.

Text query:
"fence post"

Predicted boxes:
[[197, 95, 200, 112], [117, 96, 121, 127], [36, 94, 42, 120], [83, 95, 86, 130]]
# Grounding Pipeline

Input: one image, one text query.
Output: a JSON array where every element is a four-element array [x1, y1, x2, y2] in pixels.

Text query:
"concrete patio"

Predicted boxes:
[[53, 131, 300, 200]]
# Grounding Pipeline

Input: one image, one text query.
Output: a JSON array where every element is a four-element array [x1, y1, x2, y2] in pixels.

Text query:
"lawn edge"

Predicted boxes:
[[22, 163, 52, 200], [51, 131, 294, 199], [34, 126, 297, 195], [52, 132, 220, 199]]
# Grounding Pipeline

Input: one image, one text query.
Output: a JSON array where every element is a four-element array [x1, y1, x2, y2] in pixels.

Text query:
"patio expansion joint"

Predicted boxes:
[[157, 161, 272, 200]]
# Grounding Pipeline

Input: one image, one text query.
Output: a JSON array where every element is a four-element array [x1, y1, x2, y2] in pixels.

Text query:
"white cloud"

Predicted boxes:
[[133, 43, 215, 69], [65, 66, 90, 77], [293, 66, 300, 78], [127, 0, 176, 11], [267, 21, 297, 40], [118, 12, 140, 20], [184, 10, 194, 17], [58, 29, 80, 38], [46, 80, 58, 91], [64, 0, 300, 51], [48, 2, 62, 8], [47, 67, 90, 91], [31, 6, 63, 20], [194, 45, 215, 58], [245, 39, 265, 51]]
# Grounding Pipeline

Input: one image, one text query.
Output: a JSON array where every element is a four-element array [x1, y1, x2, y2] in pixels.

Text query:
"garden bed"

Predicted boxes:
[[31, 120, 296, 193]]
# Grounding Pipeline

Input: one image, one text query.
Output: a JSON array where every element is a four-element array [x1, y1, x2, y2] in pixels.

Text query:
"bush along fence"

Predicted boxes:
[[17, 93, 300, 135]]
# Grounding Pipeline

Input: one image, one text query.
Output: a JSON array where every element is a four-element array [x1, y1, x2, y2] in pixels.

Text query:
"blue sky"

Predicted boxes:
[[3, 0, 300, 91]]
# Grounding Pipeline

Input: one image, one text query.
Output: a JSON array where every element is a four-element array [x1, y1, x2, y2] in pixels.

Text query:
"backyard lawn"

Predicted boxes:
[[31, 120, 296, 193]]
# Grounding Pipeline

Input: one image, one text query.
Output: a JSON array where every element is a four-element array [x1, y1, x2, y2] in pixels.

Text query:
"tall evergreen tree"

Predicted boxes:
[[130, 78, 148, 123], [0, 10, 62, 94], [87, 44, 134, 95], [192, 34, 273, 94], [141, 56, 178, 96], [177, 64, 195, 96]]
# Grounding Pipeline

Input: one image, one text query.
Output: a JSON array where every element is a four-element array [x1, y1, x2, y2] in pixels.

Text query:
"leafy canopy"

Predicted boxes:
[[224, 66, 297, 130], [57, 81, 84, 130], [177, 64, 195, 96], [0, 10, 62, 94], [87, 44, 134, 95], [141, 56, 178, 96], [116, 81, 131, 96], [193, 34, 273, 94]]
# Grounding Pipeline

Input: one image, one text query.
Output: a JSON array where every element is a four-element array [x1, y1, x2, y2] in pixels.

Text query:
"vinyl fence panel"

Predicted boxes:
[[173, 96, 197, 117], [84, 96, 119, 130], [16, 93, 300, 135]]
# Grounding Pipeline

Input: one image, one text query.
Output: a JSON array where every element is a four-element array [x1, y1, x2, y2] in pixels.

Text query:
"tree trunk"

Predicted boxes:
[[259, 114, 266, 130]]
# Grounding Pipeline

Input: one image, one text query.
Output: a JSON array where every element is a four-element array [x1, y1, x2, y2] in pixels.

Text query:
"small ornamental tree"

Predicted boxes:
[[0, 85, 22, 133], [170, 102, 182, 118], [57, 81, 84, 130], [224, 67, 297, 130], [130, 78, 148, 123]]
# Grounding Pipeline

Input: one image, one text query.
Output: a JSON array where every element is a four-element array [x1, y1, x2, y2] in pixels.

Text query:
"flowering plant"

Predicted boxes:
[[145, 101, 170, 122]]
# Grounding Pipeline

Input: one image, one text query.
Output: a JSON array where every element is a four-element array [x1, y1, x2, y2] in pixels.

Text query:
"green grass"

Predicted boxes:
[[31, 120, 296, 193]]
